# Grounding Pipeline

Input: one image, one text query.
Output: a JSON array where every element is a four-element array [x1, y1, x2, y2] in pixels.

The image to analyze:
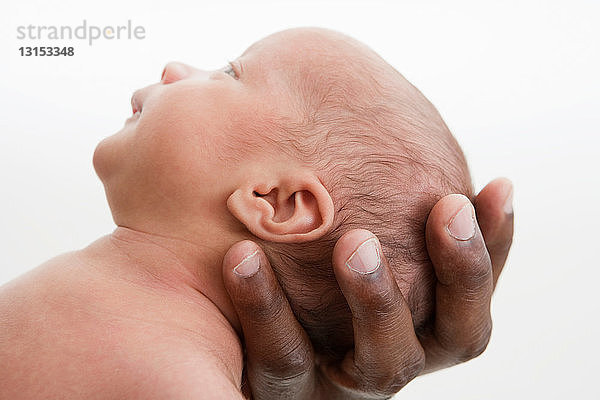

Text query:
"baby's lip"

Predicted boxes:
[[131, 91, 143, 115]]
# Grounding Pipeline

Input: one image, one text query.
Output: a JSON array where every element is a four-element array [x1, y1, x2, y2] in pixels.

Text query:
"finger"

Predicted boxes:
[[222, 240, 315, 400], [423, 194, 494, 371], [323, 229, 425, 398], [474, 177, 514, 288]]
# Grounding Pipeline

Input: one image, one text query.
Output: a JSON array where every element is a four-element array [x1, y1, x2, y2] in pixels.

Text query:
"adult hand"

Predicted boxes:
[[222, 178, 514, 399]]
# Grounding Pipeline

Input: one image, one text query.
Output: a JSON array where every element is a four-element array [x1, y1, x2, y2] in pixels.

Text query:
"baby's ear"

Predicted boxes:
[[227, 172, 334, 243]]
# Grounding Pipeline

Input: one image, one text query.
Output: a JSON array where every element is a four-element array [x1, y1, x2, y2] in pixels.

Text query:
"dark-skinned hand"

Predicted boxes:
[[222, 178, 514, 399]]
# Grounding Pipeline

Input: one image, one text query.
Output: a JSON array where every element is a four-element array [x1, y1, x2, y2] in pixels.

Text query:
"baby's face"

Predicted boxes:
[[94, 27, 378, 241], [94, 28, 332, 236]]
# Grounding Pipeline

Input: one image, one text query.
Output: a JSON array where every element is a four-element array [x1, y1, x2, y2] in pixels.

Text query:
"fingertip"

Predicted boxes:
[[221, 241, 289, 332], [426, 194, 491, 287], [223, 240, 262, 273], [331, 230, 405, 323], [481, 177, 513, 197], [332, 229, 388, 280], [333, 229, 378, 262], [427, 194, 474, 241], [222, 240, 270, 299], [474, 178, 514, 287], [476, 177, 514, 217], [223, 240, 273, 282], [333, 228, 384, 265], [474, 178, 514, 246]]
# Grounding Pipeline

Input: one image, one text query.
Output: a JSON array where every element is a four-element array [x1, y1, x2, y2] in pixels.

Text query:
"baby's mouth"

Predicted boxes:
[[131, 94, 143, 116]]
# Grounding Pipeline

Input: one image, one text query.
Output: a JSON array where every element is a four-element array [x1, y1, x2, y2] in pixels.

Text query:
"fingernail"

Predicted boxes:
[[503, 187, 514, 214], [233, 249, 260, 278], [346, 237, 381, 274], [448, 203, 476, 241]]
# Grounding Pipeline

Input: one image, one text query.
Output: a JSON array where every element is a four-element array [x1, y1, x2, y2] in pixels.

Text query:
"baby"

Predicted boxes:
[[0, 27, 472, 398]]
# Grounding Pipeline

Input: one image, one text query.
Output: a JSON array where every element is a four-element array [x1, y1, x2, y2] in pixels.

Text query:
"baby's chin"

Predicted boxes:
[[93, 121, 137, 180]]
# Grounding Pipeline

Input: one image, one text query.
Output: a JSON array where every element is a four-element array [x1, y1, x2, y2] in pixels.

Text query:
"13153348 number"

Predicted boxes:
[[19, 47, 75, 56]]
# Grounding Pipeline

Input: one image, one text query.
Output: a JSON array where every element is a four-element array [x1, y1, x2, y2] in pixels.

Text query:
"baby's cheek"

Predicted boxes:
[[146, 85, 251, 157], [137, 98, 213, 165]]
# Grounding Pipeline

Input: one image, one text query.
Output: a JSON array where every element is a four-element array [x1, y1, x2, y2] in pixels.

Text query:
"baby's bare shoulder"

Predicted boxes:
[[0, 249, 244, 399]]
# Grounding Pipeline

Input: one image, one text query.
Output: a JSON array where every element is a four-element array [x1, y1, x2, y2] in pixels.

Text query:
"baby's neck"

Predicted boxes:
[[100, 227, 240, 329], [83, 226, 244, 390]]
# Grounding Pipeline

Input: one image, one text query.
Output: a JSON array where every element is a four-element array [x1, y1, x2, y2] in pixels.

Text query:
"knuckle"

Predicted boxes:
[[458, 340, 489, 362], [408, 345, 427, 377], [434, 318, 492, 364], [238, 289, 286, 324], [363, 346, 425, 396], [457, 322, 492, 362], [255, 330, 314, 380], [388, 350, 425, 392], [436, 245, 492, 290], [398, 346, 426, 385], [461, 250, 492, 284], [356, 285, 399, 318]]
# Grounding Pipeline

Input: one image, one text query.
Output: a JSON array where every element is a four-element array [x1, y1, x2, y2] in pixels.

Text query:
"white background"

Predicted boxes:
[[1, 0, 599, 398]]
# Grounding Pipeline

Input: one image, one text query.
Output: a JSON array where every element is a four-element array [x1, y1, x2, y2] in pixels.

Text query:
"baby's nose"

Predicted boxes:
[[161, 62, 192, 84]]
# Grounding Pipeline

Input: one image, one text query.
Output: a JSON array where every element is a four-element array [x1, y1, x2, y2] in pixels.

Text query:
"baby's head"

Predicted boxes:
[[94, 27, 472, 360]]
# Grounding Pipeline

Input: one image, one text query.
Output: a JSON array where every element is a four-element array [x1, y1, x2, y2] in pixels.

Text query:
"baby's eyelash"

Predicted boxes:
[[224, 62, 238, 79]]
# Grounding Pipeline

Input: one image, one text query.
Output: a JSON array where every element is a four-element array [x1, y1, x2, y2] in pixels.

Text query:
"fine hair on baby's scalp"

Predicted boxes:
[[236, 28, 474, 358]]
